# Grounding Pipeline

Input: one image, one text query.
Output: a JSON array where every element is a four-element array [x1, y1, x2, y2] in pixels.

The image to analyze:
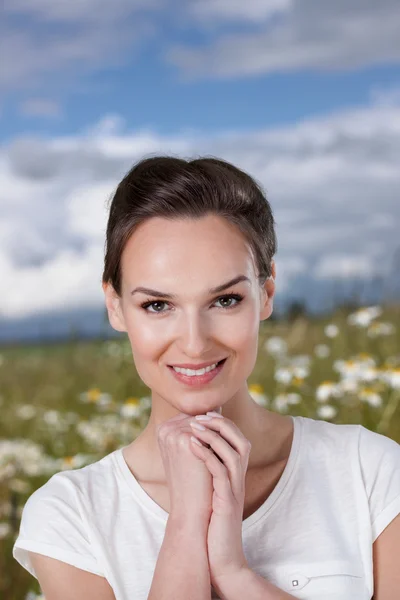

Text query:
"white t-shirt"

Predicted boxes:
[[12, 416, 400, 599]]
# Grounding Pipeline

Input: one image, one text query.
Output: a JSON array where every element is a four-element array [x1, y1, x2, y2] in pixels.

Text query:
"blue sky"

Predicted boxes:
[[3, 65, 400, 139], [1, 0, 400, 337]]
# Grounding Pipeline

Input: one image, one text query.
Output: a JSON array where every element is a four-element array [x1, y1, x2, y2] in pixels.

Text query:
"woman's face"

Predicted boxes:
[[104, 214, 275, 415]]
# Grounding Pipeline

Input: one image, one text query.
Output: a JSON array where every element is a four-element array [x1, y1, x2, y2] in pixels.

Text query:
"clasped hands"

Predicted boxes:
[[188, 409, 252, 594]]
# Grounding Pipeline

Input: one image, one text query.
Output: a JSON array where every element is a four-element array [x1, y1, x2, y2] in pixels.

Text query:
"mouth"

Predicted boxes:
[[167, 358, 227, 386]]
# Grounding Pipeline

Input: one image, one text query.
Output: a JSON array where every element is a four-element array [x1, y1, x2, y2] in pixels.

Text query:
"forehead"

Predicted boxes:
[[121, 215, 256, 287]]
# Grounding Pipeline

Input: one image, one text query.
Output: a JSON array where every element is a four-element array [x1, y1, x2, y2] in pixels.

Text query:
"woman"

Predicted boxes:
[[13, 156, 400, 600]]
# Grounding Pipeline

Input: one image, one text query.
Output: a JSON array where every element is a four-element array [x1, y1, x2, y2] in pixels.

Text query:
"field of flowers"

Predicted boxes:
[[1, 303, 399, 600]]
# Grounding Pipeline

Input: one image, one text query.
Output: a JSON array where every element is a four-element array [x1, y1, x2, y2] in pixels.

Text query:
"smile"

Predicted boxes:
[[167, 358, 227, 386]]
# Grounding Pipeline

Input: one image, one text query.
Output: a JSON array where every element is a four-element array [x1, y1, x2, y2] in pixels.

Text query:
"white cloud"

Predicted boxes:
[[189, 0, 292, 23], [66, 182, 115, 242], [2, 0, 400, 100], [0, 0, 161, 93], [274, 256, 308, 291], [169, 0, 400, 78], [1, 94, 400, 319], [314, 254, 377, 280]]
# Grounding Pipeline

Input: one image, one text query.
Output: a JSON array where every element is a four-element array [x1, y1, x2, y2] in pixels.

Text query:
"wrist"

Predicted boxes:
[[167, 512, 210, 535], [212, 566, 250, 599]]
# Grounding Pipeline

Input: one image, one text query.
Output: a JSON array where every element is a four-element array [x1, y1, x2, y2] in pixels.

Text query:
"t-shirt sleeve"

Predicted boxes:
[[12, 471, 105, 580], [358, 424, 400, 542]]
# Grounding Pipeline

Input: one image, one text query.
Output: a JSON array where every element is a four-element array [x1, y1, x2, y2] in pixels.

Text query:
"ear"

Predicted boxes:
[[260, 260, 276, 321], [102, 282, 128, 333]]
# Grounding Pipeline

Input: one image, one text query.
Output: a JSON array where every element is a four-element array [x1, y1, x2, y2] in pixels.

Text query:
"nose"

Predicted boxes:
[[176, 310, 212, 357]]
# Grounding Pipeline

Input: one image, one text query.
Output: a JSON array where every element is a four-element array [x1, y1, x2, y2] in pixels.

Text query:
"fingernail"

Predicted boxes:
[[190, 436, 203, 446], [195, 414, 213, 421], [206, 411, 224, 419], [190, 422, 206, 431]]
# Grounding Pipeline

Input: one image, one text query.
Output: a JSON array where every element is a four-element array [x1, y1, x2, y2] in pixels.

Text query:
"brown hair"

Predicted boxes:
[[102, 155, 277, 296]]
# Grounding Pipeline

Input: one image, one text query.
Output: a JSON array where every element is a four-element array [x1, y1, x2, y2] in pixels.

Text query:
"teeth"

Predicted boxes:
[[173, 362, 219, 376]]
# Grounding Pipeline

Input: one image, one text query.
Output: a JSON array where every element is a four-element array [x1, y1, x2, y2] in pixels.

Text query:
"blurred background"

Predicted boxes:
[[1, 1, 400, 598]]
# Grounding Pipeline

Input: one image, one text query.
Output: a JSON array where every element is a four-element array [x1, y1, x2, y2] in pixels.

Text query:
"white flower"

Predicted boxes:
[[333, 359, 346, 373], [97, 393, 113, 407], [273, 393, 301, 411], [314, 344, 330, 358], [79, 389, 113, 407], [359, 389, 383, 408], [334, 357, 376, 382], [15, 405, 37, 420], [347, 306, 383, 328], [338, 379, 359, 394], [290, 355, 311, 368], [382, 369, 400, 390], [324, 324, 339, 338], [274, 367, 293, 385], [140, 396, 152, 409], [120, 400, 142, 419], [287, 393, 302, 405], [0, 522, 11, 539], [264, 337, 287, 357], [43, 410, 61, 426], [293, 365, 310, 379], [367, 322, 395, 338], [0, 439, 52, 479], [273, 395, 289, 412], [359, 367, 379, 383], [316, 382, 341, 403], [249, 385, 269, 407], [317, 405, 337, 419]]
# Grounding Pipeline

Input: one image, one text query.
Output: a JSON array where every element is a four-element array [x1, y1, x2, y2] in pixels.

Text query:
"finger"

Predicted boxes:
[[194, 416, 251, 467], [190, 439, 234, 508], [190, 425, 243, 498]]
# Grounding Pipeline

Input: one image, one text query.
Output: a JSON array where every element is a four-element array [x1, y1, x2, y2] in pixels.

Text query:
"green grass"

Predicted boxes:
[[1, 303, 399, 599]]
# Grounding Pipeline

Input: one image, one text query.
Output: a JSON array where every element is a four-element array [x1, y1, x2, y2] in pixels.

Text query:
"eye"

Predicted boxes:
[[140, 293, 244, 314], [141, 300, 169, 314], [214, 294, 244, 309]]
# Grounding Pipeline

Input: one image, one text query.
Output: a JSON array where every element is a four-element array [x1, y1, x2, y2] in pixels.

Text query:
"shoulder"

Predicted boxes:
[[23, 450, 116, 507], [301, 415, 400, 472], [357, 423, 400, 476], [302, 417, 400, 542], [299, 415, 361, 458], [12, 452, 117, 579], [357, 425, 400, 542]]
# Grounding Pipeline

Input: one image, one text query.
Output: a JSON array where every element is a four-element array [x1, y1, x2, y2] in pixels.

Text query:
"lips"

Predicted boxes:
[[168, 357, 227, 386], [169, 358, 226, 370]]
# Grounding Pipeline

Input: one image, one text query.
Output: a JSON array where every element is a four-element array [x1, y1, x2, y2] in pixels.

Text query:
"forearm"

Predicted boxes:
[[214, 567, 297, 600], [148, 514, 211, 600]]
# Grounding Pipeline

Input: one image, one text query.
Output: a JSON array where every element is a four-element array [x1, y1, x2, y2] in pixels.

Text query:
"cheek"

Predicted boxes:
[[221, 312, 259, 369], [225, 308, 259, 345], [125, 318, 162, 360], [234, 310, 261, 364]]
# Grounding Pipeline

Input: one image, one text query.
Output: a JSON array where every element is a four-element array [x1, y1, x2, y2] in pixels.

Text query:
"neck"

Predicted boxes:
[[130, 383, 281, 480]]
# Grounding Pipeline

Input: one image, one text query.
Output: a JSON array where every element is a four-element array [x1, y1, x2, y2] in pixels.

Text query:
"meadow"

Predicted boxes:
[[1, 303, 399, 600]]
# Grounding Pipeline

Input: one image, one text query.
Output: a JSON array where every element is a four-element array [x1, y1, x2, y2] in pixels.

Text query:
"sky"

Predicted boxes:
[[1, 0, 400, 340]]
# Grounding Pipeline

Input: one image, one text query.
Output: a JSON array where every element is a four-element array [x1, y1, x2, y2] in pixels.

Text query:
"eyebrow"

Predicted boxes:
[[131, 275, 251, 299]]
